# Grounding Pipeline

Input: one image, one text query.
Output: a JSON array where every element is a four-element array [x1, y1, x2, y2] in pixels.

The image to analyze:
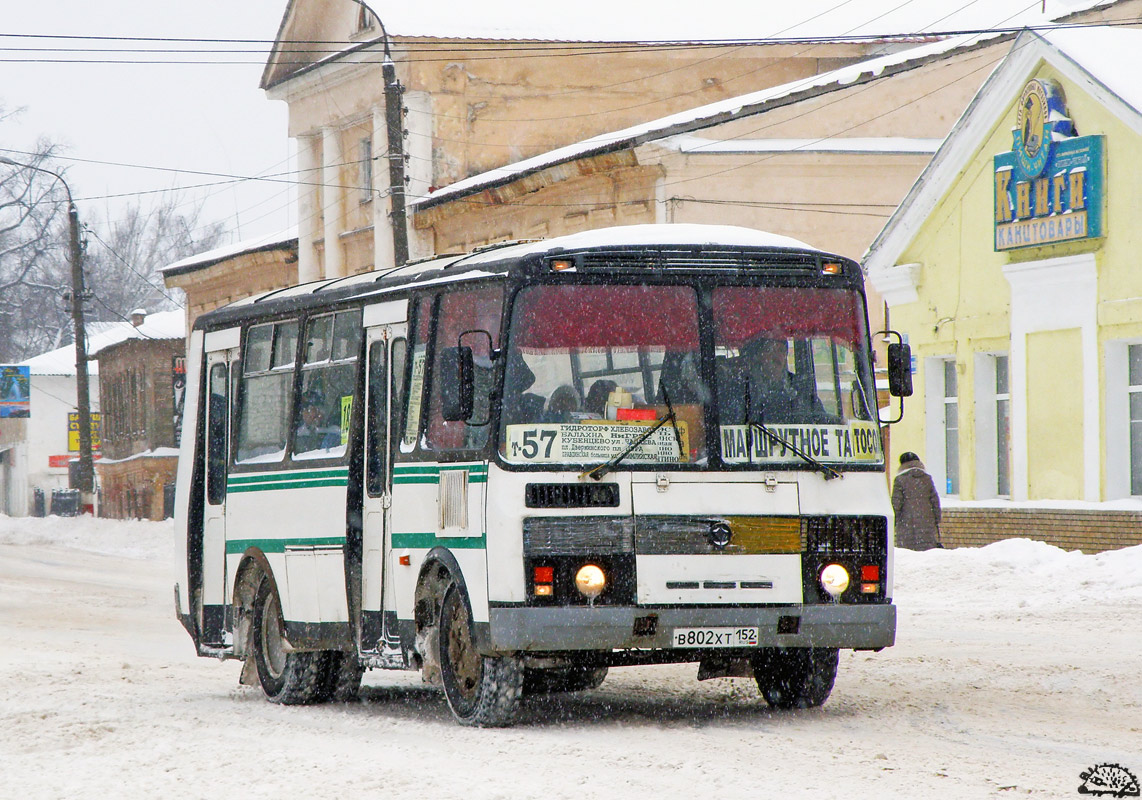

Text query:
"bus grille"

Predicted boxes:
[[525, 483, 620, 508], [801, 515, 888, 555]]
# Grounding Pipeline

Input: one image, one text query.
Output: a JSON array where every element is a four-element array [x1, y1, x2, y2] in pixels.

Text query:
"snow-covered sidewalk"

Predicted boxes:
[[1, 515, 1139, 799]]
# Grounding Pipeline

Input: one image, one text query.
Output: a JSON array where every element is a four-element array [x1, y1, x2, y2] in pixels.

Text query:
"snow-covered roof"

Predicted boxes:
[[413, 32, 995, 209], [364, 0, 1115, 42], [86, 309, 185, 358], [864, 25, 1142, 275], [460, 223, 822, 266], [20, 310, 186, 376], [160, 228, 297, 278]]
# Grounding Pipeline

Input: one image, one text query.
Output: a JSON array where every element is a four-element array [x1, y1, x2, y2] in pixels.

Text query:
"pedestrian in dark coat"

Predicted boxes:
[[891, 452, 942, 550]]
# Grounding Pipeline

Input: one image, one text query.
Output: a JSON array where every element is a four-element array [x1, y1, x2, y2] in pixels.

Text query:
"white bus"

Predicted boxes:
[[173, 224, 912, 726]]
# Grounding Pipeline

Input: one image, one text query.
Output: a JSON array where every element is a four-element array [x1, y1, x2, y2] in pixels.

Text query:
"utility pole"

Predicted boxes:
[[0, 156, 95, 511], [383, 54, 409, 267], [349, 0, 409, 267], [67, 201, 95, 511]]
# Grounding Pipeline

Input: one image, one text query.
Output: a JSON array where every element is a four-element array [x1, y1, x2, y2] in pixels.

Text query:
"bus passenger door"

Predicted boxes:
[[361, 302, 407, 659], [200, 347, 234, 646]]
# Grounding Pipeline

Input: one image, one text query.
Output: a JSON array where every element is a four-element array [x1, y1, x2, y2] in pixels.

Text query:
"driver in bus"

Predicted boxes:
[[734, 336, 827, 424], [295, 389, 341, 452]]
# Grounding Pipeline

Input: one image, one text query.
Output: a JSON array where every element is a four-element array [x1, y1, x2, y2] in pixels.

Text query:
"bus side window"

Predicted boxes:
[[206, 363, 228, 505], [294, 309, 362, 460], [235, 320, 298, 463], [367, 336, 408, 496], [391, 337, 408, 451], [426, 285, 503, 451], [401, 296, 433, 452], [366, 341, 387, 496]]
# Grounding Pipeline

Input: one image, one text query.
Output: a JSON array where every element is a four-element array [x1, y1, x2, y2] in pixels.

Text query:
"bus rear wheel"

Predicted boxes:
[[438, 583, 522, 727], [751, 647, 839, 709], [251, 576, 333, 705]]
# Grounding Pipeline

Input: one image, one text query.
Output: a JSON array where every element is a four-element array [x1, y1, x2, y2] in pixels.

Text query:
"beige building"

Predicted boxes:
[[253, 0, 1142, 290], [263, 0, 1086, 283]]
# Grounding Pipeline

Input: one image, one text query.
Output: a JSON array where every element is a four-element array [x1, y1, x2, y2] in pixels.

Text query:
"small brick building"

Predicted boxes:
[[92, 309, 185, 520]]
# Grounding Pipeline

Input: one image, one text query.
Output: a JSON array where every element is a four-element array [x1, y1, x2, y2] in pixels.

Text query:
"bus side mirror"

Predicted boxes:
[[887, 342, 913, 397], [441, 346, 474, 421]]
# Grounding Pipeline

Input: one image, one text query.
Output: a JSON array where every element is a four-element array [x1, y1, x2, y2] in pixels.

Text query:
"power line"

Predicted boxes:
[[0, 18, 1137, 64]]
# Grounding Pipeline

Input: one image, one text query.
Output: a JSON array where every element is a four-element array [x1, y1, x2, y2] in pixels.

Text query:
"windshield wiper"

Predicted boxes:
[[748, 420, 842, 481], [580, 405, 679, 482]]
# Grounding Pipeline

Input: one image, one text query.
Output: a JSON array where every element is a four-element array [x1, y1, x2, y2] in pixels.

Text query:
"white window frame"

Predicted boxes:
[[359, 136, 373, 205], [1105, 339, 1142, 499], [924, 356, 958, 498], [973, 352, 1011, 499]]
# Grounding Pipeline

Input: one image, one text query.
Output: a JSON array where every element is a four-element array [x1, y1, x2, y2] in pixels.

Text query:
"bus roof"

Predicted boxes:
[[194, 224, 841, 331]]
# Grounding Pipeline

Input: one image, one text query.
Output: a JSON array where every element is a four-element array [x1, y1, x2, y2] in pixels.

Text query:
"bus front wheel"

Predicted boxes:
[[251, 576, 333, 705], [438, 582, 523, 727], [751, 647, 839, 709]]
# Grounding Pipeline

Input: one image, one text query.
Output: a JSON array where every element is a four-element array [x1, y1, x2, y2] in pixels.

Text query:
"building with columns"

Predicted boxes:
[[259, 0, 1132, 283]]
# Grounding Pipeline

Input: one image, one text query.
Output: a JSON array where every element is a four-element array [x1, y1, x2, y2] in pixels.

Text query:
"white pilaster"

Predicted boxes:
[[372, 106, 395, 272], [296, 135, 321, 284], [322, 126, 345, 279]]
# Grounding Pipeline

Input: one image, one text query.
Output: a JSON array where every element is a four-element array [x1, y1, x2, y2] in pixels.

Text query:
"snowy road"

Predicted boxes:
[[1, 517, 1139, 799]]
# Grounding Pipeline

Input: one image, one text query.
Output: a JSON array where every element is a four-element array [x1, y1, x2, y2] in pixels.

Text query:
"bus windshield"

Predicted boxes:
[[712, 286, 882, 467], [499, 282, 882, 469]]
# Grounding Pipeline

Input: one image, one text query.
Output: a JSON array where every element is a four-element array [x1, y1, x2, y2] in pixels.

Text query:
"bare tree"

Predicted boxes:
[[0, 131, 72, 361], [83, 193, 227, 324], [0, 109, 229, 359]]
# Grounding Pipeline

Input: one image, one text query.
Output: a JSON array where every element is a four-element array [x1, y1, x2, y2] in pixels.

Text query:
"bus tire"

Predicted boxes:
[[251, 576, 332, 705], [523, 665, 608, 695], [751, 647, 839, 709], [438, 582, 523, 727]]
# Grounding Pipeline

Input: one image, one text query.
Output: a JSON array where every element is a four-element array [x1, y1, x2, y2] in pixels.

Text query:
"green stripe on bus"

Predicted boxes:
[[226, 536, 346, 555], [228, 469, 348, 484], [228, 478, 348, 493], [390, 532, 487, 549], [392, 464, 488, 474], [227, 468, 349, 492]]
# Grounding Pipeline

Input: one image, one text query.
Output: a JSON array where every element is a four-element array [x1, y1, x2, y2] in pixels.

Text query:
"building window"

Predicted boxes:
[[1129, 345, 1142, 495], [355, 6, 374, 33], [359, 137, 373, 204], [943, 359, 959, 495], [995, 355, 1011, 496]]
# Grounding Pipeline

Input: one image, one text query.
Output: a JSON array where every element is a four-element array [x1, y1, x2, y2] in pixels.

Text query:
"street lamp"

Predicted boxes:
[[0, 156, 96, 510]]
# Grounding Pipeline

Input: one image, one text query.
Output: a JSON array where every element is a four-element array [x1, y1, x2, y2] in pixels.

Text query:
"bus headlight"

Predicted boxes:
[[575, 564, 607, 598], [819, 564, 850, 598]]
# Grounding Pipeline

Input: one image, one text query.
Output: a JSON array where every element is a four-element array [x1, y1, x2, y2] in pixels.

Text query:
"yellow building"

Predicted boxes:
[[866, 27, 1142, 552]]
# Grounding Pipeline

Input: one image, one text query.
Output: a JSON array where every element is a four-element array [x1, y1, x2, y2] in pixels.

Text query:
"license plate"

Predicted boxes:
[[672, 626, 759, 648]]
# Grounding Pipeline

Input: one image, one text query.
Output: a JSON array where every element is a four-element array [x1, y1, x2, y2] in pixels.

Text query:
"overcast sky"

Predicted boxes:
[[1, 1, 293, 249]]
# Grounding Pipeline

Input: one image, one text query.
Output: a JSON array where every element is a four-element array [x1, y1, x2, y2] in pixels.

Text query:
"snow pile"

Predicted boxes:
[[0, 514, 174, 562], [895, 538, 1142, 608]]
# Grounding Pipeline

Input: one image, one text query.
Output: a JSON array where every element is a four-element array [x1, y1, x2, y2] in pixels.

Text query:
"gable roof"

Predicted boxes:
[[262, 0, 1118, 89], [863, 26, 1142, 276]]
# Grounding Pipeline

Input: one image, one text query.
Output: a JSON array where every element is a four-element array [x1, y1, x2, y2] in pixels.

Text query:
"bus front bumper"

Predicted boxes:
[[486, 603, 895, 653]]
